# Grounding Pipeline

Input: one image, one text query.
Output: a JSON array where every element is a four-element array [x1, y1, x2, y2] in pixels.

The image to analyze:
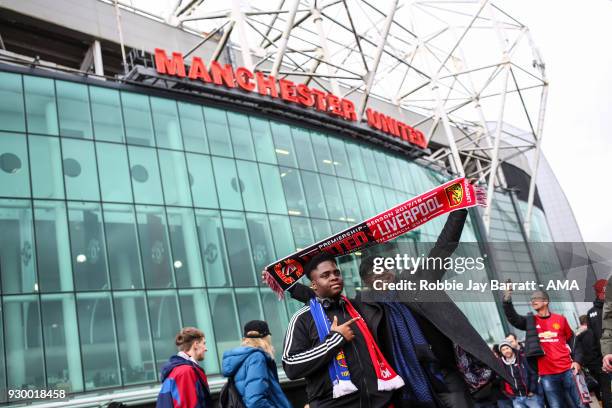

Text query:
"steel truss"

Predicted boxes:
[[117, 0, 548, 237]]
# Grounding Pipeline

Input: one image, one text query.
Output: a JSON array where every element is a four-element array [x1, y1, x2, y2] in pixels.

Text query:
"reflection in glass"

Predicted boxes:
[[90, 87, 125, 143], [122, 92, 155, 146], [203, 107, 233, 157], [167, 207, 205, 288], [268, 214, 295, 258], [96, 142, 133, 202], [360, 147, 381, 185], [245, 213, 276, 278], [290, 217, 314, 249], [77, 292, 121, 390], [24, 76, 58, 135], [68, 202, 110, 291], [208, 289, 241, 361], [0, 132, 30, 198], [310, 132, 335, 175], [258, 164, 287, 214], [236, 160, 266, 212], [354, 182, 376, 219], [103, 204, 144, 289], [260, 288, 289, 357], [300, 171, 328, 219], [3, 295, 45, 393], [344, 141, 367, 182], [56, 81, 92, 138], [249, 117, 276, 164], [195, 209, 231, 287], [227, 112, 255, 160], [0, 72, 25, 132], [328, 138, 352, 178], [319, 174, 345, 220], [235, 288, 264, 328], [158, 150, 192, 206], [0, 199, 37, 294], [279, 167, 308, 216], [211, 156, 243, 211], [179, 289, 219, 374], [270, 122, 297, 167], [128, 146, 164, 205], [311, 218, 332, 241], [113, 291, 156, 384], [221, 211, 256, 287], [62, 138, 100, 201], [186, 153, 218, 209], [136, 205, 175, 289], [0, 306, 6, 403], [148, 290, 182, 369], [151, 97, 183, 150], [291, 128, 317, 171], [178, 102, 209, 153], [29, 135, 64, 199], [34, 200, 72, 292], [41, 294, 84, 392]]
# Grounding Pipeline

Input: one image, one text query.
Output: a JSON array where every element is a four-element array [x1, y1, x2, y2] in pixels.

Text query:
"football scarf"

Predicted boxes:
[[264, 177, 486, 297], [309, 296, 405, 398]]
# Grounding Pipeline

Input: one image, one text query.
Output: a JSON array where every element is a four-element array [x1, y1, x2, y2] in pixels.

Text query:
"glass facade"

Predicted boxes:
[[0, 70, 567, 401]]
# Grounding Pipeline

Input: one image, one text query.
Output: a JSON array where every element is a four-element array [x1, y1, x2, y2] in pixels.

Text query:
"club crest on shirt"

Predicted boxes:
[[336, 351, 348, 369]]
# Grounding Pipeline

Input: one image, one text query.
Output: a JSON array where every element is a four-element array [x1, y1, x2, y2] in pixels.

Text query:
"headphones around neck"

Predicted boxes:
[[316, 297, 345, 309]]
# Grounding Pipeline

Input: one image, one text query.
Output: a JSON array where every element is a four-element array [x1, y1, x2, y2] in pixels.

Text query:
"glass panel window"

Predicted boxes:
[[179, 289, 219, 374], [221, 211, 256, 287], [0, 72, 25, 132], [345, 141, 367, 182], [268, 214, 295, 257], [41, 294, 84, 392], [104, 204, 144, 290], [279, 167, 308, 217], [24, 76, 58, 135], [148, 290, 182, 370], [208, 289, 241, 361], [260, 288, 289, 355], [374, 150, 393, 187], [235, 288, 264, 327], [0, 132, 30, 198], [338, 178, 362, 222], [290, 217, 314, 249], [227, 112, 255, 160], [56, 81, 92, 139], [291, 128, 317, 171], [300, 170, 328, 219], [136, 205, 175, 289], [96, 142, 133, 202], [328, 138, 352, 178], [386, 156, 405, 192], [185, 153, 218, 209], [178, 102, 209, 153], [360, 147, 381, 185], [369, 184, 388, 213], [203, 107, 233, 157], [354, 182, 376, 218], [195, 209, 231, 287], [122, 92, 155, 146], [320, 174, 345, 220], [113, 291, 156, 385], [311, 218, 332, 241], [167, 207, 205, 288], [3, 295, 45, 395], [76, 292, 121, 390], [158, 150, 192, 206], [270, 122, 297, 167], [128, 146, 164, 205], [249, 117, 276, 164], [211, 156, 243, 211], [34, 200, 73, 292], [90, 86, 125, 143], [29, 135, 64, 199], [62, 138, 100, 201], [68, 202, 110, 291], [151, 97, 183, 150], [0, 199, 37, 294], [245, 213, 276, 279], [310, 132, 335, 175], [258, 164, 287, 214], [236, 160, 266, 212]]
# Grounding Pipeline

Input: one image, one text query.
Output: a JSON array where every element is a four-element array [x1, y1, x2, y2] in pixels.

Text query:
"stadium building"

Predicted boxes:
[[0, 0, 593, 406]]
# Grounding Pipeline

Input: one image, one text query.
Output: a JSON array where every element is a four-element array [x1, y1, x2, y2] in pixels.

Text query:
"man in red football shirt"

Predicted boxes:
[[503, 288, 585, 408]]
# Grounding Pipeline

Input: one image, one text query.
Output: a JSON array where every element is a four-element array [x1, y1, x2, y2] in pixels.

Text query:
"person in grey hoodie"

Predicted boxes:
[[222, 320, 292, 408]]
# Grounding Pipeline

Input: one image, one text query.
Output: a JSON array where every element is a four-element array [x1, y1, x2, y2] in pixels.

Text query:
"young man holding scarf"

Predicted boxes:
[[284, 207, 511, 408], [282, 252, 404, 407]]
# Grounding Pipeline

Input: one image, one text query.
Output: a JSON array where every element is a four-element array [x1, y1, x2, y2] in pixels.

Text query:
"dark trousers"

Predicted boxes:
[[437, 370, 475, 408]]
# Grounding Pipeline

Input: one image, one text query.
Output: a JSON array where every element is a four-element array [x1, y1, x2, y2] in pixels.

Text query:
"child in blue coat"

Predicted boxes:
[[222, 320, 292, 408]]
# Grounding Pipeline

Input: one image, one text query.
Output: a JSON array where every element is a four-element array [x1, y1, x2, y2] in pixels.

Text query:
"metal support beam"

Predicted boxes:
[[231, 0, 255, 70], [357, 0, 398, 117], [271, 0, 300, 77]]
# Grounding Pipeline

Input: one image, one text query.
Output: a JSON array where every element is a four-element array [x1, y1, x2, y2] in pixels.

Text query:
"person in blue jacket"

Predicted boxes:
[[222, 320, 292, 408]]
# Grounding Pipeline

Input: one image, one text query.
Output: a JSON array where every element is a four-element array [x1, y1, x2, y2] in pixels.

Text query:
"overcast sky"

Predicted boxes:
[[496, 0, 611, 242]]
